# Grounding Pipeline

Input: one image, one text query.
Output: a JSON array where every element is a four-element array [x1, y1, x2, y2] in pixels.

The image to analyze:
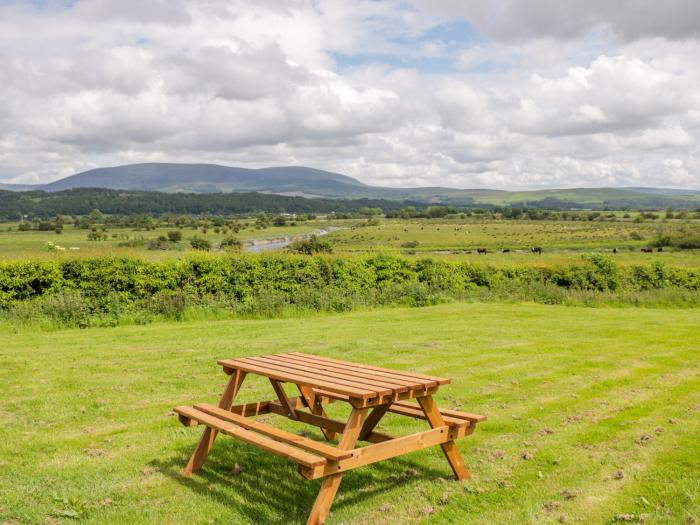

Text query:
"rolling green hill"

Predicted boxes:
[[3, 163, 699, 209]]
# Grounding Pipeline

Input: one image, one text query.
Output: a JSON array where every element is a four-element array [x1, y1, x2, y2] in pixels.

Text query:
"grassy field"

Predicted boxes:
[[1, 303, 698, 524], [327, 218, 700, 267], [0, 221, 334, 261], [2, 217, 700, 268]]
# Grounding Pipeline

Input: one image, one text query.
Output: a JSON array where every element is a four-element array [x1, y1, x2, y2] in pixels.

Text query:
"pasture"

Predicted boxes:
[[2, 216, 699, 268], [327, 218, 700, 267], [0, 220, 334, 261], [1, 303, 698, 524]]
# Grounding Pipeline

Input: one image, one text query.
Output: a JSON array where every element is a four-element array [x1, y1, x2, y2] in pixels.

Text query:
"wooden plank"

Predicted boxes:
[[417, 395, 470, 480], [270, 379, 297, 419], [178, 414, 198, 427], [193, 403, 350, 461], [230, 400, 272, 417], [303, 426, 457, 479], [285, 352, 442, 385], [183, 369, 246, 476], [288, 352, 451, 386], [217, 359, 376, 399], [250, 355, 404, 393], [266, 354, 418, 391], [298, 385, 336, 441], [314, 387, 441, 406], [306, 407, 369, 525], [267, 400, 392, 443], [358, 403, 390, 441], [239, 357, 394, 398], [175, 406, 326, 469], [253, 355, 411, 392], [388, 402, 471, 428], [393, 401, 486, 423], [281, 353, 432, 390], [186, 399, 273, 421]]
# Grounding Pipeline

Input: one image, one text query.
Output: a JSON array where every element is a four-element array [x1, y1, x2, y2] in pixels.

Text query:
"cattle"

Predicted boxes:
[[502, 248, 511, 253], [657, 247, 663, 252], [612, 248, 617, 254], [477, 248, 487, 254], [641, 247, 653, 253], [531, 246, 543, 254]]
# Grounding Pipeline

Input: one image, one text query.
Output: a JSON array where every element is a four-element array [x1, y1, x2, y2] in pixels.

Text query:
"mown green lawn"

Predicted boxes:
[[1, 303, 698, 524]]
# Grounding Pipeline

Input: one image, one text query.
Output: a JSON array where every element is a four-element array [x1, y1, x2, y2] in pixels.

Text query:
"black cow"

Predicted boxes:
[[531, 246, 543, 254], [477, 248, 488, 254]]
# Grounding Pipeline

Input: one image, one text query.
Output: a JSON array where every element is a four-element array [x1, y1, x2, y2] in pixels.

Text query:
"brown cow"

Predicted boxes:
[[641, 247, 653, 253]]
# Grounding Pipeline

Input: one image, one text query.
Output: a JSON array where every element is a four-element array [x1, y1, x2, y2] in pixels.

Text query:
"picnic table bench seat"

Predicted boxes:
[[175, 352, 485, 524], [175, 405, 329, 468]]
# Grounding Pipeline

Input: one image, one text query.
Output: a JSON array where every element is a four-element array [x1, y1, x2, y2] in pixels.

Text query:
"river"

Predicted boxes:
[[244, 227, 340, 253]]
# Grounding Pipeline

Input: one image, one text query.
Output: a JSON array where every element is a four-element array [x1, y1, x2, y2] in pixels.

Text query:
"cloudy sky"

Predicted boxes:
[[1, 0, 699, 189]]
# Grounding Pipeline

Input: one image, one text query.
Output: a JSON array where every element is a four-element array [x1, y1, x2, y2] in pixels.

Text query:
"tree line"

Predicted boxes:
[[0, 188, 424, 220]]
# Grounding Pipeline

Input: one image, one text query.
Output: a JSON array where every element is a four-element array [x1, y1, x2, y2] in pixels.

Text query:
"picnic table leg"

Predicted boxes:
[[358, 403, 390, 441], [306, 407, 369, 525], [270, 379, 298, 419], [298, 385, 336, 441], [183, 369, 246, 476], [417, 395, 470, 480]]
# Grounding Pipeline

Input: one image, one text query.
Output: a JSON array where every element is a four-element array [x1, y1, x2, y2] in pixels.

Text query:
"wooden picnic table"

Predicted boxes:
[[175, 352, 486, 525]]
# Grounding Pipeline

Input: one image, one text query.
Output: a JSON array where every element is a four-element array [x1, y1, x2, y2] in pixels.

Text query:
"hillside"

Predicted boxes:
[[39, 164, 368, 196], [3, 162, 700, 209]]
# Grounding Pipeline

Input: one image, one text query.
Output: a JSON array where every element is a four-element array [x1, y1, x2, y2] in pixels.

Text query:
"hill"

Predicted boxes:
[[37, 164, 370, 196], [3, 162, 700, 209]]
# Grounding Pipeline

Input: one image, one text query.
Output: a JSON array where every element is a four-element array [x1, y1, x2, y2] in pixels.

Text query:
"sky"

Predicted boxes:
[[1, 0, 699, 189]]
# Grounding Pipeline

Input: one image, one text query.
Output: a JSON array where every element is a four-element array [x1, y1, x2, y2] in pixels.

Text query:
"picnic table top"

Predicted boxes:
[[218, 352, 451, 400]]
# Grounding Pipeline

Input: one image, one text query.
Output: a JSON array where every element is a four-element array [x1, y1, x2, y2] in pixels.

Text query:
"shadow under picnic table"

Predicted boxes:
[[154, 438, 451, 524]]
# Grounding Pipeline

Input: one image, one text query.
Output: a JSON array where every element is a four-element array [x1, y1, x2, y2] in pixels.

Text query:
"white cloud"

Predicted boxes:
[[0, 0, 698, 189], [415, 0, 700, 42]]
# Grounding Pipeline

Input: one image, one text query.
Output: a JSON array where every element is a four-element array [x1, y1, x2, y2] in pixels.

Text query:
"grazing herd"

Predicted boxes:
[[474, 247, 541, 254], [471, 246, 663, 255]]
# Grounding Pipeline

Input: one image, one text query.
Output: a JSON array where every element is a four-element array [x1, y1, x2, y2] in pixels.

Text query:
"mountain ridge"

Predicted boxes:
[[2, 162, 699, 208]]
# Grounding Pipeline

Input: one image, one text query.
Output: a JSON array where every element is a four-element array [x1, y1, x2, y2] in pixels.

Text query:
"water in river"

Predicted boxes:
[[245, 227, 339, 253]]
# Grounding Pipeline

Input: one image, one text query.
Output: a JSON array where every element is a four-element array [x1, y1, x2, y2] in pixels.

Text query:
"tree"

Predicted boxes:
[[220, 236, 242, 251], [89, 208, 103, 222], [190, 236, 211, 251], [288, 235, 332, 255], [358, 207, 382, 217], [255, 212, 270, 229], [167, 230, 182, 242]]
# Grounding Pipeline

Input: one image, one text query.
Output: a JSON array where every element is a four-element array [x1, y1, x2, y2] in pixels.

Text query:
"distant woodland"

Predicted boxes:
[[0, 188, 418, 219]]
